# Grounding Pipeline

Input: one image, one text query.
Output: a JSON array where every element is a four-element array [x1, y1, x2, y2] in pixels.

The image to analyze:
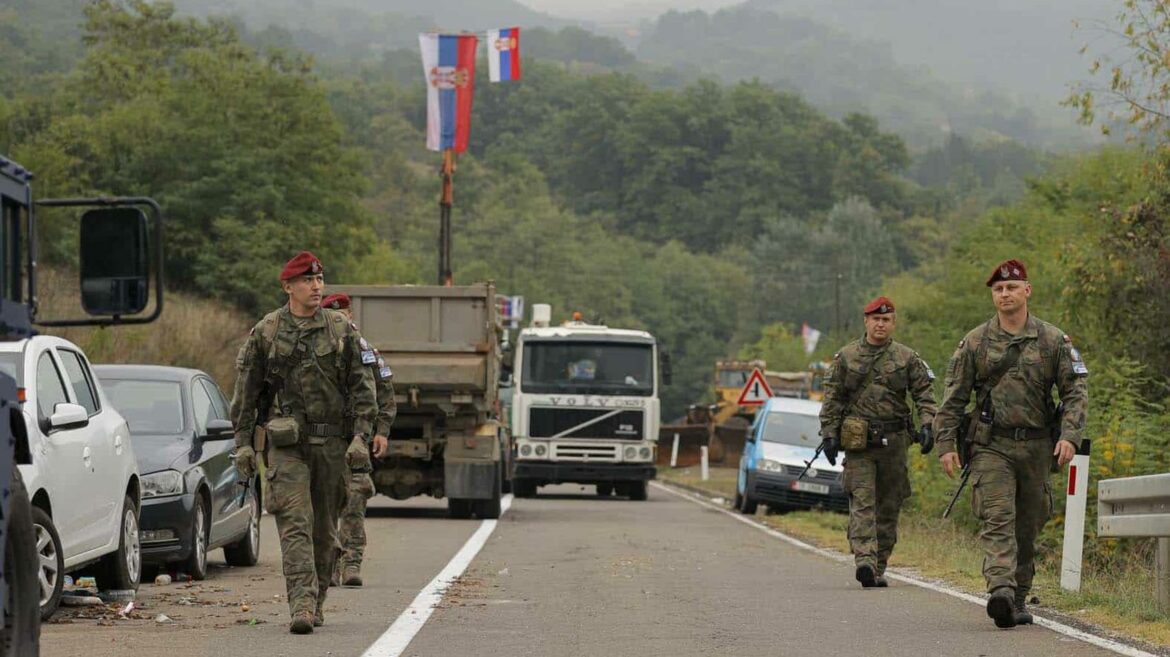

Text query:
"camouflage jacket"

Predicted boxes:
[[369, 349, 396, 437], [819, 338, 937, 438], [230, 305, 377, 448], [934, 314, 1088, 455]]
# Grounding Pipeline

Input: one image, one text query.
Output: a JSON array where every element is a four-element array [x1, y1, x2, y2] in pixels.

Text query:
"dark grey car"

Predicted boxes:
[[92, 365, 260, 580]]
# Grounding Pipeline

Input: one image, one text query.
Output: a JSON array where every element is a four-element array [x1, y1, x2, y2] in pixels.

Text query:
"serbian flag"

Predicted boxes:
[[487, 27, 521, 82], [419, 33, 479, 152]]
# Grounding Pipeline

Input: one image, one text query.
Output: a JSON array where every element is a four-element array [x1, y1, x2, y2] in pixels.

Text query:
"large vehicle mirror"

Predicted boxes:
[[79, 208, 149, 316], [660, 351, 672, 386]]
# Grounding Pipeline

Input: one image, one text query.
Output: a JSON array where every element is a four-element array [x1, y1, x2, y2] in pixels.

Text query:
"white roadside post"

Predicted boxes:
[[700, 446, 709, 481], [670, 433, 680, 468], [1061, 439, 1091, 592]]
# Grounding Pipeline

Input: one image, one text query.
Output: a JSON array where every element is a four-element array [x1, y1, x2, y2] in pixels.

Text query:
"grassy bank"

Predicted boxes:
[[658, 466, 1170, 648]]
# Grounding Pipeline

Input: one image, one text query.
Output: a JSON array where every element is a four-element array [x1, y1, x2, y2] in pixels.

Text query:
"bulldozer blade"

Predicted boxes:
[[711, 416, 752, 468], [657, 424, 712, 467]]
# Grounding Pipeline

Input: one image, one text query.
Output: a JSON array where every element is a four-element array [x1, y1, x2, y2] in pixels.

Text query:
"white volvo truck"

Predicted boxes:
[[509, 305, 666, 500]]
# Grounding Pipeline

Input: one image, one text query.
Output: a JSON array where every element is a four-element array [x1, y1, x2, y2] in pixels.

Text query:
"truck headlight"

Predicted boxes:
[[624, 446, 637, 460], [639, 447, 651, 459], [142, 470, 183, 498], [534, 444, 547, 457], [757, 459, 785, 473], [519, 444, 532, 457]]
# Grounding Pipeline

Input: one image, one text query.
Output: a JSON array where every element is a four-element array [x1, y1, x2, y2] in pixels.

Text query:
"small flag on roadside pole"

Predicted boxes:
[[801, 322, 822, 355], [419, 33, 479, 152], [487, 27, 521, 82]]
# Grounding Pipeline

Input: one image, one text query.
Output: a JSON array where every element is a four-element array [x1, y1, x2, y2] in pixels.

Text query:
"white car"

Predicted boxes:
[[0, 336, 141, 619]]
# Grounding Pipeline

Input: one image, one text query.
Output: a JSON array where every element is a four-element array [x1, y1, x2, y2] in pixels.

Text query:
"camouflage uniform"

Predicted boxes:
[[231, 305, 376, 623], [935, 315, 1087, 604], [336, 349, 396, 584], [820, 338, 937, 578]]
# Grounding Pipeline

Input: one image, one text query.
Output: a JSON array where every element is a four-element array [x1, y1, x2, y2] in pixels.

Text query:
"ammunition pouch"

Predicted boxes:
[[840, 416, 869, 451], [265, 416, 301, 448]]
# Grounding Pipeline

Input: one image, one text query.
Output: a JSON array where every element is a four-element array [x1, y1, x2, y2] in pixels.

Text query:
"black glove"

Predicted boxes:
[[917, 425, 934, 455], [822, 436, 840, 466]]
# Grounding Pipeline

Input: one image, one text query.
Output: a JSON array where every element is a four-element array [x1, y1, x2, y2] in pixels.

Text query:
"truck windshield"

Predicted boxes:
[[761, 411, 820, 448], [522, 341, 653, 396]]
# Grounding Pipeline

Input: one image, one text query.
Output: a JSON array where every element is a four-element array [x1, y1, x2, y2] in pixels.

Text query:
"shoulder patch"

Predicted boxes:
[[361, 349, 377, 365]]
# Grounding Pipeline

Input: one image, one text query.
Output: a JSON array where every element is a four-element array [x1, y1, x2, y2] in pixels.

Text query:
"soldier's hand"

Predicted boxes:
[[372, 434, 389, 459], [822, 437, 840, 466], [346, 436, 371, 470], [1054, 439, 1076, 467], [233, 446, 256, 480], [940, 451, 960, 478], [917, 425, 935, 455]]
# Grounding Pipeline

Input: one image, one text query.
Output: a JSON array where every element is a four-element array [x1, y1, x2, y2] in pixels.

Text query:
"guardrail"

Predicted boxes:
[[1097, 472, 1170, 612]]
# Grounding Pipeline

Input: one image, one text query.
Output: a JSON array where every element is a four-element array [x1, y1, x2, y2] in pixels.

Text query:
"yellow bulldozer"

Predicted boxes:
[[658, 359, 830, 468]]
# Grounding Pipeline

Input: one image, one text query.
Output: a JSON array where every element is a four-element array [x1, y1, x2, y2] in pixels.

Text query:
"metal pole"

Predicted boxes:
[[438, 149, 455, 286], [1158, 537, 1170, 614], [670, 434, 679, 468], [1061, 439, 1091, 592], [700, 446, 709, 481]]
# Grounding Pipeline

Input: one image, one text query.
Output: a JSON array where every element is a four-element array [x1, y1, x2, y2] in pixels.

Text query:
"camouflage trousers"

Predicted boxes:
[[843, 432, 911, 574], [336, 471, 375, 579], [970, 435, 1053, 598], [265, 438, 348, 618]]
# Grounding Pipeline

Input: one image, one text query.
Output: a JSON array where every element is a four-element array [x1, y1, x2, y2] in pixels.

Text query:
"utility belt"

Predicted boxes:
[[264, 415, 345, 449], [840, 416, 911, 451], [990, 425, 1049, 441]]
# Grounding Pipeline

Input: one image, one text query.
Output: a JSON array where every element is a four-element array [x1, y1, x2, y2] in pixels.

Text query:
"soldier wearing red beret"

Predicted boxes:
[[935, 258, 1088, 628], [230, 251, 377, 634], [818, 295, 937, 589]]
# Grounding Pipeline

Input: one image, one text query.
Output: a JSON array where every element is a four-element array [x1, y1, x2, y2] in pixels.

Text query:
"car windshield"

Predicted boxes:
[[761, 411, 820, 448], [718, 368, 752, 388], [0, 352, 20, 383], [522, 340, 653, 396], [100, 379, 185, 435]]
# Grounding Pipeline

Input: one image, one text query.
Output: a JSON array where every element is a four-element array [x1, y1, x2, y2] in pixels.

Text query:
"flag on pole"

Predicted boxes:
[[487, 27, 521, 82], [801, 322, 822, 355], [419, 33, 479, 152]]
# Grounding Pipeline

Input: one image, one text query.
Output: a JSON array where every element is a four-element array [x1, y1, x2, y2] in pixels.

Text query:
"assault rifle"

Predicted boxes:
[[796, 439, 827, 481]]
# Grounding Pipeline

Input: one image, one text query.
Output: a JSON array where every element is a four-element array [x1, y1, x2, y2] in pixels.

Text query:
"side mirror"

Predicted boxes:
[[202, 418, 234, 440], [660, 351, 672, 386], [50, 402, 89, 431], [80, 207, 149, 316]]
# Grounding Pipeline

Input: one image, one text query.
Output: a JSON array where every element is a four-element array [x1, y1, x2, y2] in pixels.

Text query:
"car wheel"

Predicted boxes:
[[183, 496, 209, 581], [29, 506, 63, 621], [733, 490, 744, 510], [627, 481, 648, 501], [596, 484, 614, 497], [224, 483, 261, 567], [98, 495, 141, 592], [739, 493, 758, 515], [3, 470, 42, 655]]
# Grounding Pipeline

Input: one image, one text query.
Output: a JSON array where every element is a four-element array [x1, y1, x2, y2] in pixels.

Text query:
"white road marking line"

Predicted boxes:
[[651, 481, 1158, 657], [361, 495, 514, 657]]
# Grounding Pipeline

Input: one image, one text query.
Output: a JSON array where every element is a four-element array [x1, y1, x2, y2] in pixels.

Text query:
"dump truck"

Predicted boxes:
[[329, 283, 510, 519], [509, 306, 664, 500]]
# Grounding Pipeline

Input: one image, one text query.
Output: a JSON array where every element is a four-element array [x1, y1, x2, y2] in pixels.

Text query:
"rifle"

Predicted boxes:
[[238, 380, 275, 508], [796, 440, 827, 481]]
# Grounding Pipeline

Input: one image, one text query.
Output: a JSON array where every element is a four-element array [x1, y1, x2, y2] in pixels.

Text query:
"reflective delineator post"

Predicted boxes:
[[1061, 439, 1091, 592], [670, 433, 680, 468], [700, 446, 709, 481]]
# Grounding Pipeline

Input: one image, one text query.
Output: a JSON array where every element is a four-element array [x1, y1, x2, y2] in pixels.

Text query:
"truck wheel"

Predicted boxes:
[[628, 481, 648, 501], [596, 484, 614, 497], [474, 466, 503, 520], [448, 499, 474, 519], [2, 470, 41, 655], [512, 480, 536, 498], [29, 507, 63, 620], [97, 495, 141, 590]]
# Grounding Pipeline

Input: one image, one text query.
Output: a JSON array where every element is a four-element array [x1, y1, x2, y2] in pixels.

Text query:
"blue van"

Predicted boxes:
[[734, 397, 848, 514]]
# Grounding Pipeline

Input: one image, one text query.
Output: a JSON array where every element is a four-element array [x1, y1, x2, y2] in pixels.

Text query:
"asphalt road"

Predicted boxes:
[[41, 483, 1146, 657]]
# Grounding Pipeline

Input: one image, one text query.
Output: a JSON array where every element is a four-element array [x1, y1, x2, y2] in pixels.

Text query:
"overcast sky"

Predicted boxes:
[[519, 0, 741, 20]]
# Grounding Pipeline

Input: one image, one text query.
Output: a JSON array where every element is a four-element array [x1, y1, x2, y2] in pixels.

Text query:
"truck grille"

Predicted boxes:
[[528, 408, 644, 440], [552, 443, 619, 460]]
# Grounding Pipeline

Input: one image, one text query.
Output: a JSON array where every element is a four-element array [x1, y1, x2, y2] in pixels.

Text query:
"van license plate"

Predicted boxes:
[[793, 481, 829, 495]]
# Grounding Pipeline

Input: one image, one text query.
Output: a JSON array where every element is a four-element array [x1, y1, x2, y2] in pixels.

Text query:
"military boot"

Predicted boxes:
[[314, 599, 325, 627], [874, 574, 889, 588], [1013, 596, 1034, 625], [289, 611, 315, 635], [986, 587, 1017, 629], [855, 564, 877, 588], [342, 565, 363, 587]]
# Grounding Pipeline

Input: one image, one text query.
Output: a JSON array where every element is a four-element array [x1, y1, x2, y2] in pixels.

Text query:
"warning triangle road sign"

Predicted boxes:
[[736, 368, 774, 406]]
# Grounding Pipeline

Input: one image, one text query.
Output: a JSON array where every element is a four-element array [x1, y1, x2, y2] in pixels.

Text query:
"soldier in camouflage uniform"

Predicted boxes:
[[819, 296, 937, 589], [320, 293, 395, 588], [934, 259, 1087, 629], [230, 252, 377, 635]]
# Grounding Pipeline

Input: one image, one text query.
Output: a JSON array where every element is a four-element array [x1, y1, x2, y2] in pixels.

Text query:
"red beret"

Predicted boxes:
[[986, 259, 1028, 287], [279, 251, 324, 281], [863, 296, 895, 315], [321, 293, 350, 310]]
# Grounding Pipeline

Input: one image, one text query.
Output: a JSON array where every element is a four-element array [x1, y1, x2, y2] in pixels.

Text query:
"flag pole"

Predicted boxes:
[[438, 148, 455, 286]]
